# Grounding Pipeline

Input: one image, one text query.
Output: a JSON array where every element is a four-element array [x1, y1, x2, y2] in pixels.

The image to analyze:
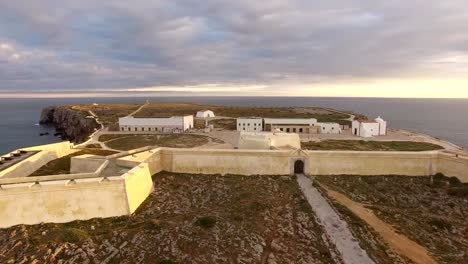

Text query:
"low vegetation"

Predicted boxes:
[[69, 104, 142, 126], [83, 143, 102, 149], [316, 175, 468, 264], [101, 134, 212, 151], [302, 140, 444, 151], [136, 103, 350, 121], [29, 149, 118, 176], [208, 118, 237, 130], [0, 173, 341, 263]]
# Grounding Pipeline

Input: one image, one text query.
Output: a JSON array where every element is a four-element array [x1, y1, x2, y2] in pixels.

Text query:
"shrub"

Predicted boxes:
[[447, 187, 468, 197], [448, 177, 462, 187], [428, 217, 452, 231], [62, 228, 90, 243], [194, 216, 217, 228]]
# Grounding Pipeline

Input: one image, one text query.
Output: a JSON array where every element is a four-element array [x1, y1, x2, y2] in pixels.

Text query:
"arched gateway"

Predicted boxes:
[[294, 160, 305, 174]]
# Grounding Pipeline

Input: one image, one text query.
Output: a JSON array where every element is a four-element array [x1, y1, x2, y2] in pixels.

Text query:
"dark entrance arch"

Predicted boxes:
[[294, 160, 304, 174]]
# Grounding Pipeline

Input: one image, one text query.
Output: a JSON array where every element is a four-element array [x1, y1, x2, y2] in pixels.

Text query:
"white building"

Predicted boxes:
[[119, 116, 194, 133], [318, 122, 342, 134], [263, 118, 319, 134], [196, 110, 215, 118], [237, 117, 263, 132], [352, 117, 387, 137], [238, 131, 301, 150]]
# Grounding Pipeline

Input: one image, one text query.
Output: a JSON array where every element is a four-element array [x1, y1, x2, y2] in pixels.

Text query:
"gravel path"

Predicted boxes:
[[296, 174, 375, 264]]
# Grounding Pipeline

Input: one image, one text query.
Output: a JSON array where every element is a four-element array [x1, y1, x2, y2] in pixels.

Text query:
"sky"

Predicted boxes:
[[1, 0, 468, 98]]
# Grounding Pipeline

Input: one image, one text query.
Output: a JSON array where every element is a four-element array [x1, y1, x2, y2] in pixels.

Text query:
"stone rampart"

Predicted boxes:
[[0, 142, 75, 179]]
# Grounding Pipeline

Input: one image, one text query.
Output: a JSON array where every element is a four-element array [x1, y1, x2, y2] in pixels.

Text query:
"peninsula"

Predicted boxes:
[[0, 102, 466, 264]]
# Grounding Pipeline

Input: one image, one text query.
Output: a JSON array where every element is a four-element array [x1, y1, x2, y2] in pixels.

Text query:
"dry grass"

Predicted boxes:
[[103, 134, 211, 151], [316, 175, 468, 264], [134, 103, 350, 122], [70, 104, 142, 126], [302, 140, 444, 151], [29, 149, 118, 176], [0, 173, 340, 263], [208, 118, 237, 130]]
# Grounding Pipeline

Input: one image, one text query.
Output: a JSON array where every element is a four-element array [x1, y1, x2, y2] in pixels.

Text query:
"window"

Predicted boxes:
[[248, 123, 250, 126], [135, 127, 137, 131], [332, 127, 334, 130], [142, 127, 145, 131], [280, 128, 283, 131], [121, 127, 124, 131], [293, 128, 296, 132], [254, 128, 256, 131], [243, 128, 245, 130], [254, 123, 256, 126], [299, 128, 303, 133], [322, 127, 325, 130], [286, 128, 290, 132]]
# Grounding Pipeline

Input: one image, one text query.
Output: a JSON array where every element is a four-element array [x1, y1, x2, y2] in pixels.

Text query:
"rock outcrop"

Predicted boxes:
[[40, 106, 100, 143]]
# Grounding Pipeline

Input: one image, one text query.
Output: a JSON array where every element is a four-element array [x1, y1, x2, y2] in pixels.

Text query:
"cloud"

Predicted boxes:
[[0, 0, 468, 96]]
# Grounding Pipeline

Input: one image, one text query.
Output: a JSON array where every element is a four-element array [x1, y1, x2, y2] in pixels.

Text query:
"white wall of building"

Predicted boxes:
[[375, 117, 387, 135], [237, 118, 263, 132], [318, 123, 341, 134], [238, 131, 301, 150], [119, 116, 193, 133], [196, 110, 215, 118], [352, 117, 387, 137]]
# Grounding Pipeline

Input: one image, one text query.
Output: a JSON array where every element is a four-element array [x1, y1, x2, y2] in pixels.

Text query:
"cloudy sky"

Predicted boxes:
[[1, 0, 468, 98]]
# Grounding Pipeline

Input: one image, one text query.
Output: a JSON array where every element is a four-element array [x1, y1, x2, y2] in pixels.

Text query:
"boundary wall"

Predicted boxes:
[[0, 142, 76, 179], [148, 148, 468, 183], [0, 153, 154, 228], [1, 144, 467, 228]]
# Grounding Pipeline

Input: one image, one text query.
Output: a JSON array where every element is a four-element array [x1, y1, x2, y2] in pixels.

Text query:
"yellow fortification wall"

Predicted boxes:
[[0, 142, 76, 179], [1, 144, 468, 228]]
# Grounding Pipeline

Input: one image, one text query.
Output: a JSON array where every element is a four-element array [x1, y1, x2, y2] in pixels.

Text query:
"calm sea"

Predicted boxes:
[[1, 97, 467, 155]]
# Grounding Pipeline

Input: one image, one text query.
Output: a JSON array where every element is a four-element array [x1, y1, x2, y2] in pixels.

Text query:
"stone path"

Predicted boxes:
[[296, 174, 375, 264]]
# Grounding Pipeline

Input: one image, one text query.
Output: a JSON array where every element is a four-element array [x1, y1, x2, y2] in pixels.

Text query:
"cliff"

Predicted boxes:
[[39, 106, 100, 143]]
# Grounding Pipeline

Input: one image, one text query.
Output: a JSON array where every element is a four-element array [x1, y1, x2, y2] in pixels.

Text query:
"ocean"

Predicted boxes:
[[1, 97, 467, 155]]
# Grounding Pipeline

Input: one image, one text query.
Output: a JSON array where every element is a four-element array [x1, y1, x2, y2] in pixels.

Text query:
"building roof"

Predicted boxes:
[[264, 118, 317, 125], [237, 116, 263, 119], [356, 119, 378, 123]]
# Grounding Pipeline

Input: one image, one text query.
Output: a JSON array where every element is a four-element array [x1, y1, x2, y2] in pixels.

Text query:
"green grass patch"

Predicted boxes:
[[29, 149, 118, 176], [302, 140, 444, 151], [104, 134, 210, 151]]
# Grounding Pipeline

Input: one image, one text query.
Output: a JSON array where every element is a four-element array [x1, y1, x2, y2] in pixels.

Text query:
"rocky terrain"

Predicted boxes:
[[40, 106, 101, 143], [0, 173, 342, 264], [316, 175, 468, 264]]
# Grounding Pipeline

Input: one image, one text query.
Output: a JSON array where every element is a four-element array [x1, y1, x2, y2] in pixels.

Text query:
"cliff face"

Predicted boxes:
[[39, 106, 100, 143]]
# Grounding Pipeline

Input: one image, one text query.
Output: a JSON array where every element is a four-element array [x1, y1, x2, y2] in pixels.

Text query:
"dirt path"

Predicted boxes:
[[296, 174, 375, 264], [320, 185, 438, 264], [127, 102, 148, 117]]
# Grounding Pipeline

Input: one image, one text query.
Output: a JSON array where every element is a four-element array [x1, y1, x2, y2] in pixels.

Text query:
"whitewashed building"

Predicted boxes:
[[352, 117, 387, 137], [238, 131, 301, 150], [263, 118, 319, 134], [119, 116, 194, 133], [318, 122, 342, 134], [237, 117, 263, 132], [196, 110, 215, 118]]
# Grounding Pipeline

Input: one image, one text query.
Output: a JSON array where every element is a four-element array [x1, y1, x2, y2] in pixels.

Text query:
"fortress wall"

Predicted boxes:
[[123, 163, 154, 213], [437, 153, 468, 183], [160, 148, 291, 175], [0, 177, 128, 228], [305, 151, 438, 176], [0, 142, 76, 179]]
